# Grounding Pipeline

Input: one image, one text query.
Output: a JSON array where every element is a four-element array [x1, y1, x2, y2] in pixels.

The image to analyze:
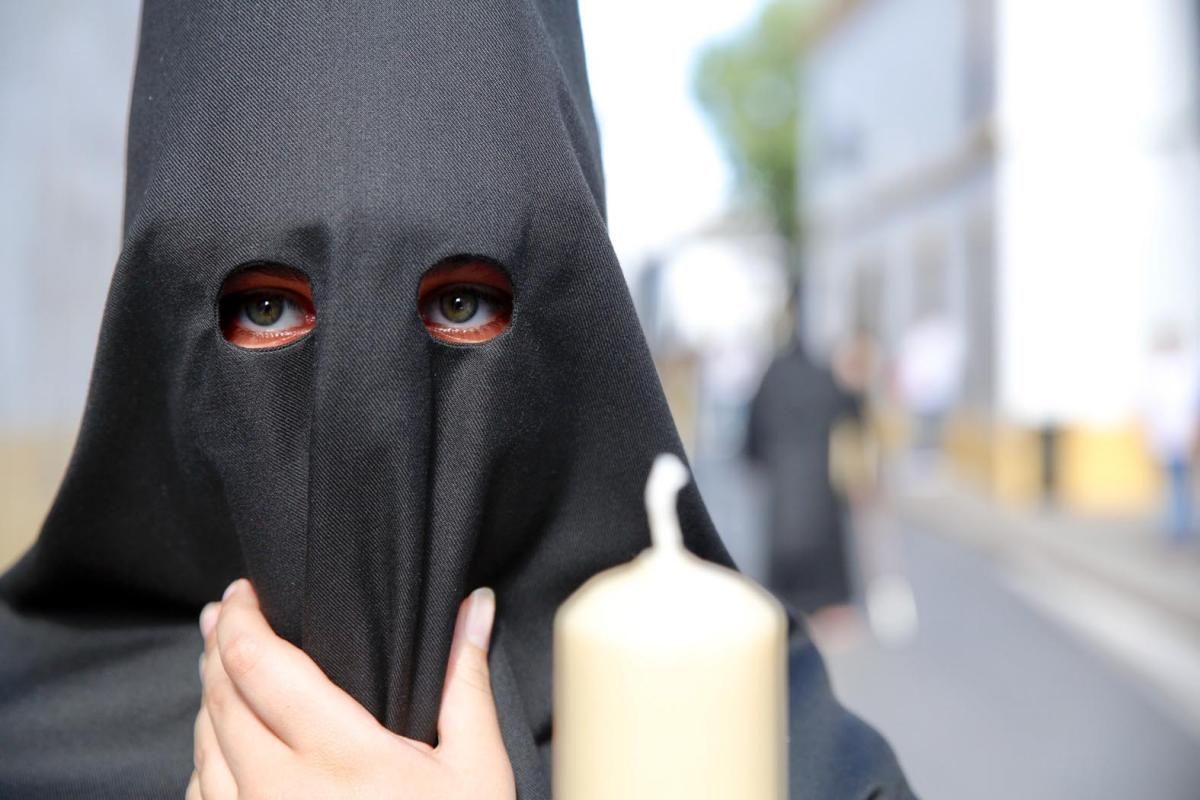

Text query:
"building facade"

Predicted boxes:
[[0, 2, 140, 569], [802, 0, 1200, 511]]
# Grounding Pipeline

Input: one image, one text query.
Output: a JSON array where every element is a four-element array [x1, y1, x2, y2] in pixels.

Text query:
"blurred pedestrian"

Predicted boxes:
[[1140, 325, 1200, 545], [746, 314, 859, 639], [832, 329, 919, 646], [896, 310, 964, 466], [830, 327, 881, 510]]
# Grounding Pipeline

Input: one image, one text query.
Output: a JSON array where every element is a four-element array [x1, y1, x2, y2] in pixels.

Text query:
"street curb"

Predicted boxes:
[[891, 486, 1200, 632]]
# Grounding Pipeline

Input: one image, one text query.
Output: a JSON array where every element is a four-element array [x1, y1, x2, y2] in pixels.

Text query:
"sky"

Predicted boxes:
[[578, 0, 766, 277]]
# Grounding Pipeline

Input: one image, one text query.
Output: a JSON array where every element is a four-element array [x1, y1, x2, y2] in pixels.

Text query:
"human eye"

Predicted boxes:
[[421, 284, 507, 330], [219, 264, 316, 349], [417, 259, 513, 344]]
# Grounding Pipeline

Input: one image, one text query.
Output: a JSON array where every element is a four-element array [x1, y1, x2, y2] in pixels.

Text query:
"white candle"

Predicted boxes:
[[554, 454, 787, 799]]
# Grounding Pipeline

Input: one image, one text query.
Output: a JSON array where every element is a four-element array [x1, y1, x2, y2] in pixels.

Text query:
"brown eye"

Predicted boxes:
[[439, 289, 480, 324], [243, 294, 288, 327], [418, 259, 512, 344], [219, 264, 316, 349]]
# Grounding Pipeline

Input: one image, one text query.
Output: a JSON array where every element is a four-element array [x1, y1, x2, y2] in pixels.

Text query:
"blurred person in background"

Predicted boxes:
[[895, 310, 964, 473], [1140, 325, 1200, 546], [746, 294, 861, 643], [831, 329, 918, 647]]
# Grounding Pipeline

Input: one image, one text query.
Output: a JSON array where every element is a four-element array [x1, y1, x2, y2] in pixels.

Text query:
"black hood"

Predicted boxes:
[[0, 2, 912, 798]]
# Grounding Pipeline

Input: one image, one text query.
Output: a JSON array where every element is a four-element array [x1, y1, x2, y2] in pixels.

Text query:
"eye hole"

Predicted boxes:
[[418, 258, 513, 344], [219, 264, 316, 349]]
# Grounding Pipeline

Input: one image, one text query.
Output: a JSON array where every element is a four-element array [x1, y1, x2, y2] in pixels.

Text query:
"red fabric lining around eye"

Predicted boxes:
[[417, 259, 512, 344], [220, 264, 316, 349]]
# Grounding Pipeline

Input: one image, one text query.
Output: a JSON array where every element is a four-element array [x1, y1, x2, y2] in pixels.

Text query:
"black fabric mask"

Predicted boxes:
[[0, 2, 912, 798]]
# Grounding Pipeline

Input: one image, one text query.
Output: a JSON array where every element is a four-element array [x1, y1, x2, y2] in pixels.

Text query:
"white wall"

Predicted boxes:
[[804, 0, 972, 215], [802, 0, 991, 373], [996, 0, 1200, 425], [805, 0, 1200, 427], [0, 1, 140, 433]]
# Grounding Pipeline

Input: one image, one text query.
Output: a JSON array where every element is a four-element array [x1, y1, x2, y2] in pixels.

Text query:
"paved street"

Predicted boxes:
[[824, 524, 1200, 800], [695, 458, 1200, 800]]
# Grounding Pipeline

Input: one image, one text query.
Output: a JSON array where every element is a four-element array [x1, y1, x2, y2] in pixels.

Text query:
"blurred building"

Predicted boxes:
[[634, 231, 789, 458], [0, 1, 140, 568], [801, 0, 1200, 512]]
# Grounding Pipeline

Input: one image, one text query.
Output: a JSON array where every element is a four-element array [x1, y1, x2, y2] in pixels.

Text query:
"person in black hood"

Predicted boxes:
[[747, 329, 860, 624], [0, 1, 914, 798]]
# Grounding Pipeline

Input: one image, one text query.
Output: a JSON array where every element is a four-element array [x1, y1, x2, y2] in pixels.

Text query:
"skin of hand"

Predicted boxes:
[[188, 580, 516, 800]]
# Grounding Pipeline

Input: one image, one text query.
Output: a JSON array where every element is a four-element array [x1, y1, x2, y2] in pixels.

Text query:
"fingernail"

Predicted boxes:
[[222, 580, 243, 601], [199, 603, 219, 638], [465, 587, 495, 651]]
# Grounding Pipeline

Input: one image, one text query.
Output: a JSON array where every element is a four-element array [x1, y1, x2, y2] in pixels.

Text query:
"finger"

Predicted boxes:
[[185, 771, 201, 800], [436, 587, 505, 761], [216, 579, 379, 753], [193, 707, 237, 799], [199, 602, 221, 680], [203, 612, 289, 779], [200, 601, 221, 640]]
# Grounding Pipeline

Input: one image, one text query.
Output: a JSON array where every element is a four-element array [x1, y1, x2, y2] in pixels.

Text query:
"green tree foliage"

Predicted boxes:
[[693, 0, 812, 273]]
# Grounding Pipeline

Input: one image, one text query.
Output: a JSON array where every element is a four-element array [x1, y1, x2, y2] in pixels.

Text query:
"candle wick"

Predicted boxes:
[[644, 453, 690, 554]]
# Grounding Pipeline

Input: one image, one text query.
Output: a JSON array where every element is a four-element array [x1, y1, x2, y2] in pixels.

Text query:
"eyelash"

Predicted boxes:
[[219, 287, 316, 346], [420, 284, 510, 331]]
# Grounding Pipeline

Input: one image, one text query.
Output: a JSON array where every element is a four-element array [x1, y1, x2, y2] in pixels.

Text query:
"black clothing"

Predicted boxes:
[[0, 2, 912, 798], [748, 343, 857, 614]]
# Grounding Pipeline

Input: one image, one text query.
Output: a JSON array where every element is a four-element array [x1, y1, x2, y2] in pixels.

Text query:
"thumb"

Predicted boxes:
[[437, 588, 505, 760]]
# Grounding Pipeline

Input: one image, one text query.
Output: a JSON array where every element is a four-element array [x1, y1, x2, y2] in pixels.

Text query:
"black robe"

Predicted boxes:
[[748, 342, 858, 614], [0, 2, 913, 797]]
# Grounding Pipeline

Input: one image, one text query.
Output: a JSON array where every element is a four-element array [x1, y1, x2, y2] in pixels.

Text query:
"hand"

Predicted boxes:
[[188, 580, 515, 800]]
